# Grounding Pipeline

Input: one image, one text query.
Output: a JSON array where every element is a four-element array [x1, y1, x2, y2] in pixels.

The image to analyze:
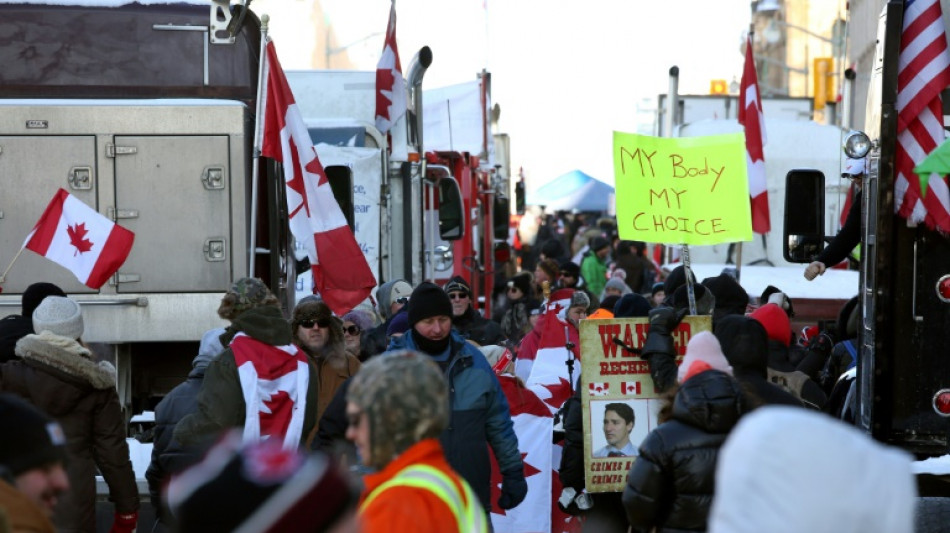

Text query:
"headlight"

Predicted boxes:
[[844, 130, 872, 159]]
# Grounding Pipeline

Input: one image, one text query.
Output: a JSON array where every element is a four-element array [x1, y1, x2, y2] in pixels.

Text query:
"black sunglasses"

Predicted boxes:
[[343, 325, 361, 335], [299, 318, 331, 329], [448, 292, 469, 300], [394, 296, 410, 305]]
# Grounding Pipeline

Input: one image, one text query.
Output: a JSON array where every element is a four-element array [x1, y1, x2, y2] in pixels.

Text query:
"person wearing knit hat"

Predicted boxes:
[[0, 282, 67, 363], [650, 282, 666, 307], [714, 314, 803, 407], [341, 309, 374, 362], [581, 236, 610, 298], [292, 299, 360, 423], [2, 297, 139, 532], [175, 278, 320, 451], [622, 331, 746, 533], [443, 276, 503, 347], [364, 279, 414, 357], [750, 304, 828, 410], [601, 277, 632, 301], [347, 351, 487, 531], [166, 430, 357, 533], [386, 310, 411, 338], [709, 406, 915, 533], [0, 393, 69, 529], [146, 328, 225, 526], [389, 285, 526, 513], [559, 261, 581, 286], [677, 331, 733, 383]]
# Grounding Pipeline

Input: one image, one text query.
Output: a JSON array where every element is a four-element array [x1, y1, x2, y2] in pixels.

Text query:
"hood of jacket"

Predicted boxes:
[[376, 280, 399, 320], [223, 305, 292, 347], [672, 369, 744, 434], [714, 314, 769, 378], [14, 330, 115, 390]]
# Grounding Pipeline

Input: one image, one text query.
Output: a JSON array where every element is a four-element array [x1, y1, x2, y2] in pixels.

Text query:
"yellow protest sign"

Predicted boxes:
[[613, 132, 752, 245]]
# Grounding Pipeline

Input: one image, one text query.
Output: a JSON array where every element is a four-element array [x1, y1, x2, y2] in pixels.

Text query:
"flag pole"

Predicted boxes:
[[734, 241, 743, 282], [248, 14, 270, 278], [0, 247, 26, 285]]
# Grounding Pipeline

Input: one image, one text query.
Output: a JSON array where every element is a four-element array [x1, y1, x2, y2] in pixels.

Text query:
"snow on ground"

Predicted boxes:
[[669, 263, 860, 302], [913, 455, 950, 476]]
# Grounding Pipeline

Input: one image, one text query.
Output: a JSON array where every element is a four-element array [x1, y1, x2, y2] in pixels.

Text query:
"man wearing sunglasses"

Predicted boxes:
[[365, 279, 413, 357], [292, 298, 361, 424], [443, 276, 503, 347]]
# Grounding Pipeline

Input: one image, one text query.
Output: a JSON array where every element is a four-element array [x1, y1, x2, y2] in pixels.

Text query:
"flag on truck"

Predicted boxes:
[[738, 33, 770, 234], [22, 188, 134, 289], [260, 38, 377, 316], [375, 0, 407, 134], [895, 0, 950, 231]]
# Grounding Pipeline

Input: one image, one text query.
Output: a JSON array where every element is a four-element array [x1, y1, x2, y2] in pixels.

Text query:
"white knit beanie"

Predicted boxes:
[[677, 331, 733, 383], [32, 296, 83, 340]]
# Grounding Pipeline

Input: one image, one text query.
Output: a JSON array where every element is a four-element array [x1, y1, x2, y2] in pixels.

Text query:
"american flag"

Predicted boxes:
[[739, 34, 770, 234], [895, 0, 950, 231]]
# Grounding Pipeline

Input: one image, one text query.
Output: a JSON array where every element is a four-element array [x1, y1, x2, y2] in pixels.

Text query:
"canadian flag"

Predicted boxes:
[[589, 382, 610, 397], [375, 1, 407, 134], [23, 188, 134, 289], [739, 34, 770, 234], [620, 381, 641, 396], [231, 333, 310, 449], [525, 312, 581, 414], [260, 39, 376, 316]]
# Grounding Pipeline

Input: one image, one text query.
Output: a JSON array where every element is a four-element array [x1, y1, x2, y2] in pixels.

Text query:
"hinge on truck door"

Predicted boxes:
[[107, 207, 139, 221], [109, 273, 140, 285], [106, 144, 137, 158]]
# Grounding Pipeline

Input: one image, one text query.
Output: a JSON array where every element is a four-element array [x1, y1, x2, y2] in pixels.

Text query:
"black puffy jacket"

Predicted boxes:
[[622, 370, 745, 532]]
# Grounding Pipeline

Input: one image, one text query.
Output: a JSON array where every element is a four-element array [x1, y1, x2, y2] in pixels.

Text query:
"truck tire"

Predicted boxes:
[[915, 497, 950, 532]]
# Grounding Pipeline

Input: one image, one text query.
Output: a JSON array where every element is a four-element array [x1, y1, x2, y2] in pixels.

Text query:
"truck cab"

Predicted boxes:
[[783, 0, 950, 483]]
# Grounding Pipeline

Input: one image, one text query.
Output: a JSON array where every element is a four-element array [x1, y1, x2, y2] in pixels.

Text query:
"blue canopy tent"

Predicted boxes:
[[529, 169, 614, 212]]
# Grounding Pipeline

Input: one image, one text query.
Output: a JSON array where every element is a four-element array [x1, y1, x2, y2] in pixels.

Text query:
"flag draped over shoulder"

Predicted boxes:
[[375, 1, 407, 134], [738, 34, 770, 234], [260, 38, 376, 316], [23, 188, 134, 289], [895, 0, 950, 231], [230, 333, 310, 449]]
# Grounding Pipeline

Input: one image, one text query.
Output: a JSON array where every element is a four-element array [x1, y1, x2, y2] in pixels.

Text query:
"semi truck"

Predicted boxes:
[[287, 68, 512, 315], [783, 0, 950, 503]]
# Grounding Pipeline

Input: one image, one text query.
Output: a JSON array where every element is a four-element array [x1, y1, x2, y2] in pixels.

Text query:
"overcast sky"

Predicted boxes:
[[261, 0, 752, 191]]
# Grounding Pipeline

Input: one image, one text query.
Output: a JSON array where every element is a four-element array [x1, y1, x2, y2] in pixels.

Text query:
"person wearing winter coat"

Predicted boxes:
[[623, 332, 747, 532], [500, 272, 538, 345], [350, 351, 487, 533], [364, 279, 413, 357], [145, 327, 225, 527], [0, 282, 66, 363], [388, 282, 526, 513], [709, 406, 916, 533], [580, 236, 610, 298], [0, 296, 139, 533], [749, 303, 827, 410], [714, 314, 803, 407], [174, 278, 319, 449], [444, 276, 503, 346]]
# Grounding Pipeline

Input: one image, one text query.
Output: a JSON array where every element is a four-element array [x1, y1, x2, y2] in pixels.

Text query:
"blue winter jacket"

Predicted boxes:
[[389, 330, 522, 510]]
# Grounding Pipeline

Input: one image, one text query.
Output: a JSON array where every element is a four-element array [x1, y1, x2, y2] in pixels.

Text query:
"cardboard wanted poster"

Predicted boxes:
[[578, 315, 712, 492]]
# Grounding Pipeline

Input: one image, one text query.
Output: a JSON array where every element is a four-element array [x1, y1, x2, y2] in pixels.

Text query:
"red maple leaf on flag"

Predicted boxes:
[[490, 451, 542, 517], [260, 390, 294, 439], [67, 222, 93, 255], [542, 377, 573, 411]]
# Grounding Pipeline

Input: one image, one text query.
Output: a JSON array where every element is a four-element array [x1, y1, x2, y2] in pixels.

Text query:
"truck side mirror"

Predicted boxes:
[[493, 196, 510, 240], [438, 177, 464, 240], [783, 169, 826, 263]]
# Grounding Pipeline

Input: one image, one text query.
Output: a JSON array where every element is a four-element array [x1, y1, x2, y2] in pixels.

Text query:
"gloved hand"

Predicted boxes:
[[804, 261, 826, 280], [110, 511, 137, 533], [641, 307, 688, 357], [498, 469, 528, 510], [767, 291, 790, 311]]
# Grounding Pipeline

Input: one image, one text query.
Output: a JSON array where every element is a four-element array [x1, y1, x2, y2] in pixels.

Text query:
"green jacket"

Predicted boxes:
[[174, 306, 319, 448], [581, 253, 608, 297]]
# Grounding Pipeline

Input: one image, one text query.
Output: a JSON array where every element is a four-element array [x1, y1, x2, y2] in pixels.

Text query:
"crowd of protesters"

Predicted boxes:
[[0, 209, 917, 533]]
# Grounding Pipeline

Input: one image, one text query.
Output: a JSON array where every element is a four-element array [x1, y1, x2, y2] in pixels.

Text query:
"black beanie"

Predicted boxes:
[[21, 282, 67, 319], [613, 293, 652, 318], [0, 393, 67, 476], [407, 282, 453, 326]]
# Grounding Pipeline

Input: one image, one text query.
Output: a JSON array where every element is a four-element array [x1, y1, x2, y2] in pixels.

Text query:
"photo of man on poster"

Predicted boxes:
[[593, 402, 637, 457]]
